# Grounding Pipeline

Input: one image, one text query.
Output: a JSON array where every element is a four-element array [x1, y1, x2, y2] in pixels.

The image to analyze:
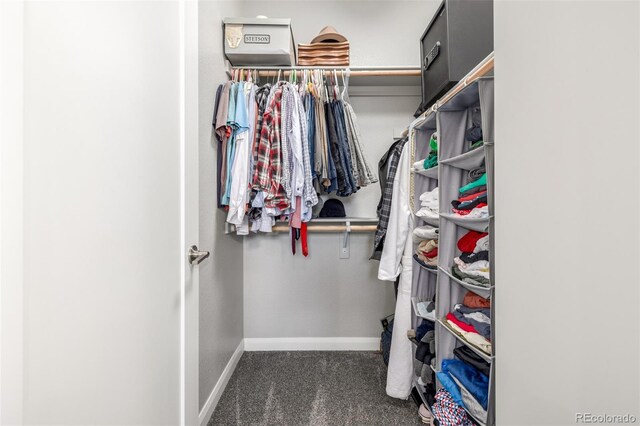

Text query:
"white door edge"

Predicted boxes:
[[0, 1, 25, 424], [181, 0, 200, 425]]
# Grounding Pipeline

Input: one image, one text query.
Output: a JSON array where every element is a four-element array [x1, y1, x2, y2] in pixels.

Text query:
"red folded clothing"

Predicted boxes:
[[422, 247, 438, 258], [463, 291, 491, 308], [457, 190, 487, 203], [446, 312, 480, 334], [452, 203, 487, 216], [457, 230, 489, 252]]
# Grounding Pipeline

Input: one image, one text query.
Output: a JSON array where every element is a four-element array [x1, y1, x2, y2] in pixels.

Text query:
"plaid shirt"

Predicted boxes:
[[252, 87, 289, 210], [371, 137, 407, 260], [296, 90, 318, 209], [280, 84, 294, 202], [252, 84, 271, 167]]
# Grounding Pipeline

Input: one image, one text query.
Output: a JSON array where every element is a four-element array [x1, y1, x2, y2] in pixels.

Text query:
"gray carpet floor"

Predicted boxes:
[[207, 351, 423, 426]]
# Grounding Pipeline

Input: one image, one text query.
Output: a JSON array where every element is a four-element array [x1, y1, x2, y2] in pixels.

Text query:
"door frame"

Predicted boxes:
[[0, 1, 200, 424], [181, 0, 200, 425]]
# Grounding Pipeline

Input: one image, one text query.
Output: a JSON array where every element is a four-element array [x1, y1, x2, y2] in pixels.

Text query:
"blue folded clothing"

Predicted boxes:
[[442, 359, 489, 409], [436, 371, 464, 407], [416, 319, 435, 342]]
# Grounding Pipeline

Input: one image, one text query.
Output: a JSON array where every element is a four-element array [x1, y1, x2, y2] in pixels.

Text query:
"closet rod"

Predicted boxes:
[[229, 68, 421, 78], [271, 224, 377, 233]]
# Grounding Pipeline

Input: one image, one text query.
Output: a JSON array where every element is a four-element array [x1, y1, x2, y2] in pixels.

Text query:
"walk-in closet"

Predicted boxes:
[[4, 1, 638, 425]]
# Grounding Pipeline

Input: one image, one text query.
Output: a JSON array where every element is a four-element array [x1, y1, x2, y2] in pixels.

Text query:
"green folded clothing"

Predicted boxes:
[[423, 134, 439, 169], [469, 140, 484, 150], [424, 154, 438, 169], [459, 173, 487, 194]]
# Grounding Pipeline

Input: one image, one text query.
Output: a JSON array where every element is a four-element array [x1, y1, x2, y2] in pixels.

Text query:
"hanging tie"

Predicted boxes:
[[301, 222, 309, 257]]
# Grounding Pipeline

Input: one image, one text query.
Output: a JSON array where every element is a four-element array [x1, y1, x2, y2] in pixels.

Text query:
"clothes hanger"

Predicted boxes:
[[333, 69, 340, 101], [325, 70, 332, 102], [341, 68, 351, 103]]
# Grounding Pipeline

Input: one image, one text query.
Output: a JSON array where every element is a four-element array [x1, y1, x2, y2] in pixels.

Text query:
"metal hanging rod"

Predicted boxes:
[[228, 66, 421, 78], [224, 217, 378, 234], [230, 65, 420, 71], [271, 224, 377, 233]]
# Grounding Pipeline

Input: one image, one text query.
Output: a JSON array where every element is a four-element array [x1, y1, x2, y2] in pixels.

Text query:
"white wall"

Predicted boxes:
[[198, 0, 246, 412], [494, 1, 640, 425], [239, 0, 440, 340]]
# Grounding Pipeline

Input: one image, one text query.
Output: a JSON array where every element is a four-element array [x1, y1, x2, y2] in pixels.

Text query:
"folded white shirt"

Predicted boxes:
[[474, 234, 490, 252], [416, 208, 439, 219], [419, 187, 439, 202], [413, 225, 439, 241], [464, 205, 489, 219], [464, 311, 491, 325], [454, 258, 490, 279], [454, 258, 490, 272]]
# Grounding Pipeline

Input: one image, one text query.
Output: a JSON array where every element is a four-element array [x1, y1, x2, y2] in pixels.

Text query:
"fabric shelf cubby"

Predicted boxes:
[[439, 147, 485, 170], [439, 214, 491, 233], [407, 65, 495, 426]]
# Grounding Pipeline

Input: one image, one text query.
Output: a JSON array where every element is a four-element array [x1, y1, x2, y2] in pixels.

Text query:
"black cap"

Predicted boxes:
[[319, 199, 346, 218]]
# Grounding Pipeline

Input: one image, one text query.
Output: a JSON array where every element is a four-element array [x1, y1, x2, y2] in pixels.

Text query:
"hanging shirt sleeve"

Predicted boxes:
[[378, 142, 412, 281]]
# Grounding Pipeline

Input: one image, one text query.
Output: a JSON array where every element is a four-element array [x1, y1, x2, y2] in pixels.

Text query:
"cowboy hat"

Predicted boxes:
[[311, 26, 347, 43]]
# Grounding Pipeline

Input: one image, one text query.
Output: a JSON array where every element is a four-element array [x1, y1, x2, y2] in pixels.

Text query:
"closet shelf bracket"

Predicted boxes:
[[340, 221, 351, 259]]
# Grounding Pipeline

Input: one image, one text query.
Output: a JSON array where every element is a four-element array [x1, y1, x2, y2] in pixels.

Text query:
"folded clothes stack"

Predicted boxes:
[[297, 26, 350, 66], [413, 224, 439, 242], [431, 388, 474, 426], [297, 41, 350, 66], [447, 303, 491, 340], [416, 187, 439, 221], [436, 356, 490, 424], [451, 230, 491, 288], [413, 319, 436, 390], [452, 167, 488, 218], [414, 239, 438, 269], [444, 301, 492, 355], [412, 133, 438, 171], [465, 107, 483, 152], [454, 345, 491, 376]]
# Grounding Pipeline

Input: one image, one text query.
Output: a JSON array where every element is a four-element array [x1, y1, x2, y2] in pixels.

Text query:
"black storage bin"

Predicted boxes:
[[417, 0, 493, 115]]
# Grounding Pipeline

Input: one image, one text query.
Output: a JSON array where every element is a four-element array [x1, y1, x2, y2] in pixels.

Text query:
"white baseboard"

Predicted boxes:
[[244, 337, 380, 351], [198, 340, 244, 426]]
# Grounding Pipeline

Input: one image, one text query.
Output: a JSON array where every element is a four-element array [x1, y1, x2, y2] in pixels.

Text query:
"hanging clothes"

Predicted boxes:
[[213, 70, 378, 244], [378, 131, 414, 399], [371, 137, 408, 260]]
